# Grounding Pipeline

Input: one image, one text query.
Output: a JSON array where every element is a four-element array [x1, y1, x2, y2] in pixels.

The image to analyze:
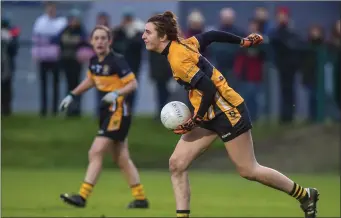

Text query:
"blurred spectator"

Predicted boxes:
[[96, 11, 110, 27], [211, 8, 245, 88], [57, 9, 89, 117], [1, 16, 20, 116], [32, 2, 67, 117], [185, 9, 205, 38], [254, 7, 272, 119], [269, 7, 302, 123], [254, 7, 271, 35], [233, 19, 266, 122], [148, 50, 173, 120], [329, 20, 341, 109], [111, 8, 145, 113], [300, 25, 325, 122], [185, 9, 209, 60], [182, 10, 206, 112]]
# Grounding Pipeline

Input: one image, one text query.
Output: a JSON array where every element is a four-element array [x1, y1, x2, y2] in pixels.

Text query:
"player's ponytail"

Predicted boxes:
[[147, 11, 199, 55], [162, 11, 176, 20], [147, 11, 179, 41]]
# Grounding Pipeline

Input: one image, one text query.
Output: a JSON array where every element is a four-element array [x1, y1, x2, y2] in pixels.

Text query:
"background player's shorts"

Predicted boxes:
[[98, 106, 131, 141], [201, 102, 252, 142]]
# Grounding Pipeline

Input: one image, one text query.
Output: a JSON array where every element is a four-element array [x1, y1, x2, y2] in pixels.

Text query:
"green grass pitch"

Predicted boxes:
[[2, 169, 340, 217]]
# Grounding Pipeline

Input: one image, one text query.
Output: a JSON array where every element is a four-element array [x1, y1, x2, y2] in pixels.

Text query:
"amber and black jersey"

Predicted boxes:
[[161, 30, 245, 121], [87, 51, 136, 116]]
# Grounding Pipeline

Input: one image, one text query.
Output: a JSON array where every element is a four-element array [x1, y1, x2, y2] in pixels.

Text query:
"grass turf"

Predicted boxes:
[[2, 115, 340, 217], [2, 169, 340, 217], [2, 115, 289, 168]]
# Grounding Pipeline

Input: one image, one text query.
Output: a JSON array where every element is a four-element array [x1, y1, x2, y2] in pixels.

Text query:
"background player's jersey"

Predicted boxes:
[[87, 51, 136, 116], [163, 36, 244, 121]]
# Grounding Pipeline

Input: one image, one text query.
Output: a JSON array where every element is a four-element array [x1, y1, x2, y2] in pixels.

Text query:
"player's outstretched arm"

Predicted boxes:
[[59, 77, 95, 111], [71, 76, 95, 96], [195, 30, 263, 52]]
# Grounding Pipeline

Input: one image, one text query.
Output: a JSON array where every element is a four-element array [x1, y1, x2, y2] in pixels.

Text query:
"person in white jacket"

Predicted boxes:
[[32, 2, 67, 116]]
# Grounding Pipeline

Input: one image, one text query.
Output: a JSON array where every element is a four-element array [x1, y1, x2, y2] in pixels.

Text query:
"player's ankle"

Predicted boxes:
[[289, 183, 309, 202], [176, 210, 190, 217]]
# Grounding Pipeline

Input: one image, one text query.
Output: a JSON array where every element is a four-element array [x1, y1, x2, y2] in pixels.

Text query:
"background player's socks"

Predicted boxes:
[[79, 182, 94, 200], [131, 184, 146, 200], [176, 210, 190, 217], [289, 182, 309, 203]]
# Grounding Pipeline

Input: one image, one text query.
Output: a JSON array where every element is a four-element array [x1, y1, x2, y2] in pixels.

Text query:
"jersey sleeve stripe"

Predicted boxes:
[[120, 72, 135, 84]]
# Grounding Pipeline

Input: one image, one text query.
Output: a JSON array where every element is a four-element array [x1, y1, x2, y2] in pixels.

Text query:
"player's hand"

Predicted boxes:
[[173, 115, 203, 135], [240, 33, 263, 48], [101, 91, 119, 104], [59, 94, 74, 111]]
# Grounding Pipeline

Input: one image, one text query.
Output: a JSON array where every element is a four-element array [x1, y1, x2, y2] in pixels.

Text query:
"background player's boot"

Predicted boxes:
[[60, 193, 86, 208], [300, 188, 319, 218], [127, 199, 149, 209]]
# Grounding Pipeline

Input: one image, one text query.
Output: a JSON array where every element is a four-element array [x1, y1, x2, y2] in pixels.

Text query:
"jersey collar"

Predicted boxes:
[[161, 41, 172, 56], [98, 51, 113, 63]]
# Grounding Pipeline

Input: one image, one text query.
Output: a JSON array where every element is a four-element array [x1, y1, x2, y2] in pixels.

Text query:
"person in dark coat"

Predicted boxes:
[[329, 20, 341, 109], [300, 25, 325, 122], [1, 16, 20, 116], [57, 9, 89, 117], [148, 50, 172, 119], [270, 7, 303, 123], [111, 9, 145, 113], [210, 8, 245, 88]]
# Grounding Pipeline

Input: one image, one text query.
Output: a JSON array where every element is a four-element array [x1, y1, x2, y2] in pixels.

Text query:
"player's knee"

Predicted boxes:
[[169, 156, 187, 173], [237, 165, 257, 181], [88, 149, 102, 161], [88, 145, 106, 161]]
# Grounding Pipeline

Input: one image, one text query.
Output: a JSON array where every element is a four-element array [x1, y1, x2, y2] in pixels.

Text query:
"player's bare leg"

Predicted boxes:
[[60, 136, 112, 207], [84, 137, 112, 183], [111, 139, 140, 186], [110, 139, 149, 209], [224, 130, 319, 218], [169, 127, 217, 217]]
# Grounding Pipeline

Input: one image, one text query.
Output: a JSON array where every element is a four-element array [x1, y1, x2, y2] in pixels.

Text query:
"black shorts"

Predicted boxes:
[[201, 102, 252, 142], [97, 107, 131, 141]]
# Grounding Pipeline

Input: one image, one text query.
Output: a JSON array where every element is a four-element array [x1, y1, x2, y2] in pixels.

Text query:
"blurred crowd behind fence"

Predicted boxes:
[[1, 1, 340, 124]]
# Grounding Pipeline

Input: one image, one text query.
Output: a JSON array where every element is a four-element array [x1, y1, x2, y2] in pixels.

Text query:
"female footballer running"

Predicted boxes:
[[59, 25, 149, 209], [142, 11, 319, 218]]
